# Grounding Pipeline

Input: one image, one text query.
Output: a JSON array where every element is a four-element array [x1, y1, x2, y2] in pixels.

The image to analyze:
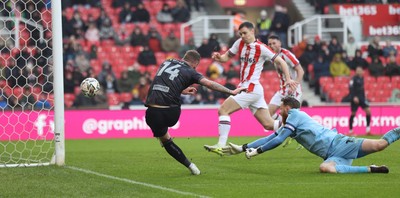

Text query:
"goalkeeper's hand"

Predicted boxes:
[[221, 142, 244, 156]]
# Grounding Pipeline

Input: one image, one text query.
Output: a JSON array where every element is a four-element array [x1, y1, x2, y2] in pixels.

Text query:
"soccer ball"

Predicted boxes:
[[80, 78, 100, 98]]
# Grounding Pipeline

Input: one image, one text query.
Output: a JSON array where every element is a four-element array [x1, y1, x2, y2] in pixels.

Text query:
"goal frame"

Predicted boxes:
[[0, 0, 64, 167]]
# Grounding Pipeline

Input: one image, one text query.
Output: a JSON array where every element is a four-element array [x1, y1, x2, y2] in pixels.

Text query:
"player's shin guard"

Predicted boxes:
[[382, 127, 400, 145], [335, 165, 369, 173], [163, 138, 191, 167], [217, 116, 231, 147]]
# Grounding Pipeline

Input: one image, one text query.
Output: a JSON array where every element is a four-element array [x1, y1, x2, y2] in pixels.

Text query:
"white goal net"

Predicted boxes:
[[0, 0, 64, 167]]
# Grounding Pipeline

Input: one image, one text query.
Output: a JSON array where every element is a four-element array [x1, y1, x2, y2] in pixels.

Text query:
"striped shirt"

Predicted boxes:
[[229, 38, 278, 87], [275, 48, 300, 94]]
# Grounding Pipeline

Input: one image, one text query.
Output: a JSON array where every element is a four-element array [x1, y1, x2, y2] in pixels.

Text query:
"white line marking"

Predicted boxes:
[[66, 166, 210, 198]]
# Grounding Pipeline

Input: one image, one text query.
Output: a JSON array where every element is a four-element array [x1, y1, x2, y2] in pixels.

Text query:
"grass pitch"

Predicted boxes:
[[1, 136, 399, 198]]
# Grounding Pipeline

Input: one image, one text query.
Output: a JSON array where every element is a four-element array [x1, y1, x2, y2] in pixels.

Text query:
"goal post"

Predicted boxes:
[[52, 0, 65, 166], [0, 0, 64, 167]]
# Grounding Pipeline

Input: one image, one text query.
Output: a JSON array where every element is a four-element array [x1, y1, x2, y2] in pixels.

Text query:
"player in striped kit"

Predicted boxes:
[[267, 35, 304, 148], [204, 22, 298, 156], [267, 35, 304, 118]]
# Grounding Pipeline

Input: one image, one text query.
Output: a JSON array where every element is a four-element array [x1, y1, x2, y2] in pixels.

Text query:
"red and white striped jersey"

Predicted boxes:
[[229, 38, 278, 87], [274, 48, 301, 93]]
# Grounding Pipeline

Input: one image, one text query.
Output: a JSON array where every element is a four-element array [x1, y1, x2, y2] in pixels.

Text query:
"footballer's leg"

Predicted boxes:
[[204, 97, 241, 156]]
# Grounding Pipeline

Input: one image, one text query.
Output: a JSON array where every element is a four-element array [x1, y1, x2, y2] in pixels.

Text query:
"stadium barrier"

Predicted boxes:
[[2, 105, 400, 141]]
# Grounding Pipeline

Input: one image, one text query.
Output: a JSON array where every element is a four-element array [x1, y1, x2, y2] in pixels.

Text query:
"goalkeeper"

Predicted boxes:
[[222, 96, 400, 174]]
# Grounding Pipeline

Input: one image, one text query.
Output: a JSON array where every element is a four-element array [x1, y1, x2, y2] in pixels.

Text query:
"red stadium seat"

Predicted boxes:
[[318, 76, 333, 85], [120, 92, 133, 103], [107, 93, 120, 106], [376, 76, 390, 84]]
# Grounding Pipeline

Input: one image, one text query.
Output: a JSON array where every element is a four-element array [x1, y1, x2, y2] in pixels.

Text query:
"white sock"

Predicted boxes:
[[217, 115, 231, 147], [273, 120, 280, 131]]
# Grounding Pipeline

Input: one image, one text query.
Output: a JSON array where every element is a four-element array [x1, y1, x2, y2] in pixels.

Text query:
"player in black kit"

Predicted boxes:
[[145, 50, 246, 175], [349, 66, 371, 135]]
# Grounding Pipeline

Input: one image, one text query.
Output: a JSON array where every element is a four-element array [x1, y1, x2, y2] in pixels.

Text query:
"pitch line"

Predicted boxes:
[[66, 166, 210, 198]]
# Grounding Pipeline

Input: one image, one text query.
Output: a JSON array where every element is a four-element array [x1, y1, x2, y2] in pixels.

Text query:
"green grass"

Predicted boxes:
[[1, 137, 399, 198]]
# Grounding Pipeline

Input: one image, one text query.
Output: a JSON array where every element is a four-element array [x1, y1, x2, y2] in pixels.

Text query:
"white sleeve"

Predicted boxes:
[[228, 38, 242, 55]]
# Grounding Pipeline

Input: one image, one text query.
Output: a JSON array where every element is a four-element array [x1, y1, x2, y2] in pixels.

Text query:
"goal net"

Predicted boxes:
[[0, 0, 64, 167]]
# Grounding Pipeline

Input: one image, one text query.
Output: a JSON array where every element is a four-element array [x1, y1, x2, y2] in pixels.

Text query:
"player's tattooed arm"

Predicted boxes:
[[199, 78, 246, 95]]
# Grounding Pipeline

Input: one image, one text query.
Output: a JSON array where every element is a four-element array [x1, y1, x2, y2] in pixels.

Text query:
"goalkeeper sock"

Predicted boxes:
[[217, 116, 231, 147], [382, 127, 400, 145], [335, 165, 368, 173], [163, 138, 191, 167]]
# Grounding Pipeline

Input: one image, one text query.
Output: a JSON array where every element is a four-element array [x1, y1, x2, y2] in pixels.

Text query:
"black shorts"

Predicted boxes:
[[351, 98, 369, 112], [145, 106, 181, 137]]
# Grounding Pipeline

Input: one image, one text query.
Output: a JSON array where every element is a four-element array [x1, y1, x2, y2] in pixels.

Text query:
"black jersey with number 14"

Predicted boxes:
[[145, 59, 204, 107]]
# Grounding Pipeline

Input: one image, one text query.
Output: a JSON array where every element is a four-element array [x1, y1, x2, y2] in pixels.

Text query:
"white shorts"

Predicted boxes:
[[230, 83, 268, 114], [269, 85, 302, 106]]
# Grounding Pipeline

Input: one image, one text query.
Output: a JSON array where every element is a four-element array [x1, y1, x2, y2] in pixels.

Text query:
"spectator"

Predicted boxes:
[[113, 24, 131, 46], [157, 3, 174, 24], [341, 51, 352, 67], [367, 36, 383, 58], [70, 11, 86, 39], [299, 44, 316, 81], [129, 89, 144, 105], [34, 93, 51, 110], [191, 93, 205, 105], [270, 5, 290, 48], [64, 71, 77, 94], [329, 53, 350, 77], [119, 2, 134, 23], [101, 73, 120, 94], [185, 0, 200, 12], [171, 0, 191, 23], [383, 40, 397, 58], [349, 49, 369, 70], [99, 18, 116, 40], [133, 3, 150, 23], [0, 90, 11, 110], [147, 27, 162, 52], [129, 27, 147, 47], [224, 63, 240, 80], [178, 38, 196, 58], [256, 10, 272, 44], [85, 23, 100, 43], [118, 70, 135, 93], [385, 55, 400, 76], [18, 86, 36, 110], [206, 61, 223, 80], [343, 35, 357, 59], [97, 61, 117, 85], [197, 38, 213, 58], [389, 89, 400, 103], [313, 54, 331, 95], [74, 53, 91, 73], [293, 35, 308, 58], [162, 31, 180, 52], [368, 56, 385, 77], [327, 36, 343, 61], [138, 45, 157, 66], [208, 33, 221, 52], [313, 35, 323, 54], [134, 76, 150, 102], [96, 9, 111, 29], [72, 89, 107, 108], [62, 10, 73, 38], [3, 59, 20, 88], [126, 62, 143, 86]]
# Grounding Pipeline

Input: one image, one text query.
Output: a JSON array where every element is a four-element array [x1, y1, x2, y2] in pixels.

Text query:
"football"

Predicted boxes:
[[80, 78, 101, 98]]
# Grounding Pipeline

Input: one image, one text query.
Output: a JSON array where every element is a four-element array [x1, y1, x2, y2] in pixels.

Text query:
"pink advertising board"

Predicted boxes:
[[1, 106, 399, 141]]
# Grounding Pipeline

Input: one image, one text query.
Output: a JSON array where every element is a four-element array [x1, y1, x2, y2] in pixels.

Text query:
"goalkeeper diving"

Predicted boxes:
[[221, 96, 400, 174]]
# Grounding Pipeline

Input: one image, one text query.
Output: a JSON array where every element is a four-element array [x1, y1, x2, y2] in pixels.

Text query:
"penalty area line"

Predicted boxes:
[[66, 166, 210, 198]]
